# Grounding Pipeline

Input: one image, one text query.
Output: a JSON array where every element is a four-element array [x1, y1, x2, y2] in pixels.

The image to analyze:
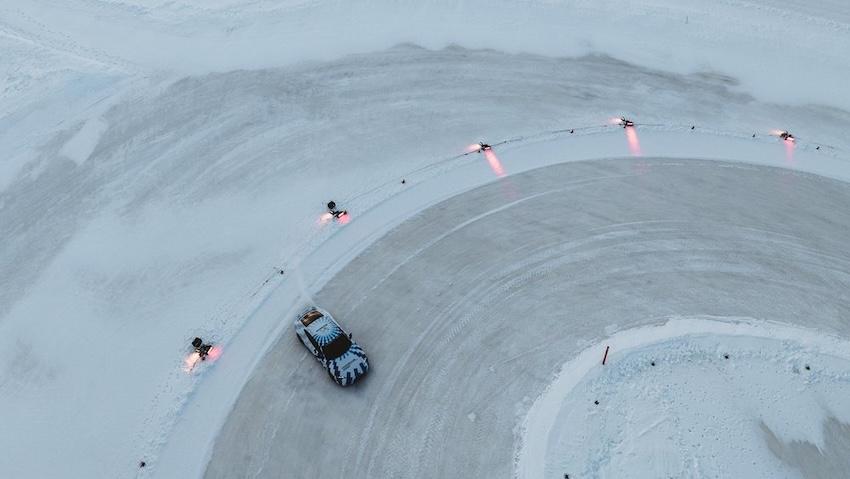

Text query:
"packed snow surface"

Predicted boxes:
[[1, 1, 850, 478], [206, 158, 850, 479]]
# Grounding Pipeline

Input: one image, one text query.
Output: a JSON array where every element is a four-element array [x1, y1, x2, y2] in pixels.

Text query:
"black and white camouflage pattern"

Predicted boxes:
[[294, 306, 369, 386], [325, 343, 369, 386]]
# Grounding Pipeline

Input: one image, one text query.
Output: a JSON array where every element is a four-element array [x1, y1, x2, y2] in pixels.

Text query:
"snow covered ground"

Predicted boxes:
[[1, 1, 849, 478], [207, 157, 850, 478], [520, 318, 850, 478]]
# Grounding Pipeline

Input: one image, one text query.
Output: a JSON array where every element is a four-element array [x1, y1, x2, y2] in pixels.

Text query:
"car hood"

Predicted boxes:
[[325, 343, 369, 386]]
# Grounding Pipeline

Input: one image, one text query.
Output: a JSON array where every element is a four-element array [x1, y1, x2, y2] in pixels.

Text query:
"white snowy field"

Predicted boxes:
[[519, 318, 850, 478], [1, 1, 849, 478]]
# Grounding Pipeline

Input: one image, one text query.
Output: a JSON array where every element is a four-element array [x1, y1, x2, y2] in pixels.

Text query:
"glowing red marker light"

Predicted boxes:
[[624, 126, 642, 156], [338, 212, 351, 225], [769, 130, 796, 163], [183, 346, 222, 373], [611, 117, 635, 128], [207, 346, 223, 362], [483, 149, 506, 177], [784, 137, 795, 164], [771, 129, 796, 142], [468, 142, 493, 154]]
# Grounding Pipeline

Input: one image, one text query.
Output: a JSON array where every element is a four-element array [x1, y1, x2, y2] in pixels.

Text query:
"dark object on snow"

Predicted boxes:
[[816, 146, 821, 150], [619, 117, 635, 128], [752, 133, 756, 138], [805, 365, 811, 371], [192, 337, 213, 360], [651, 361, 655, 366], [569, 129, 574, 134], [198, 344, 212, 360], [478, 142, 492, 152], [724, 354, 729, 359], [401, 179, 406, 184], [594, 400, 599, 405], [691, 125, 695, 130], [327, 200, 347, 219], [779, 130, 795, 142], [139, 461, 146, 468]]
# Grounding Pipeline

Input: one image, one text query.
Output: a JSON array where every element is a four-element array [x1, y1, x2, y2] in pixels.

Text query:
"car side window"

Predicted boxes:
[[304, 331, 321, 352]]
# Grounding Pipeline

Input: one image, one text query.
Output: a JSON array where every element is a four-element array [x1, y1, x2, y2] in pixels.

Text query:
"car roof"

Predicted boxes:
[[305, 314, 343, 339]]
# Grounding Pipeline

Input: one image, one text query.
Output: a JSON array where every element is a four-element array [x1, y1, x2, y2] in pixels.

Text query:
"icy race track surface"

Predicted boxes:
[[206, 158, 850, 478]]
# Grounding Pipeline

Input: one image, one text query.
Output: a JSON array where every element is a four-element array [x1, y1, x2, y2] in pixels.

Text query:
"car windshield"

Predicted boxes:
[[321, 334, 352, 360], [301, 310, 323, 326]]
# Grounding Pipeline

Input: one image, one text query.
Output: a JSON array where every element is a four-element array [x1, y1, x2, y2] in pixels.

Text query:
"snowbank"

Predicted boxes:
[[5, 1, 849, 109], [516, 317, 850, 478]]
